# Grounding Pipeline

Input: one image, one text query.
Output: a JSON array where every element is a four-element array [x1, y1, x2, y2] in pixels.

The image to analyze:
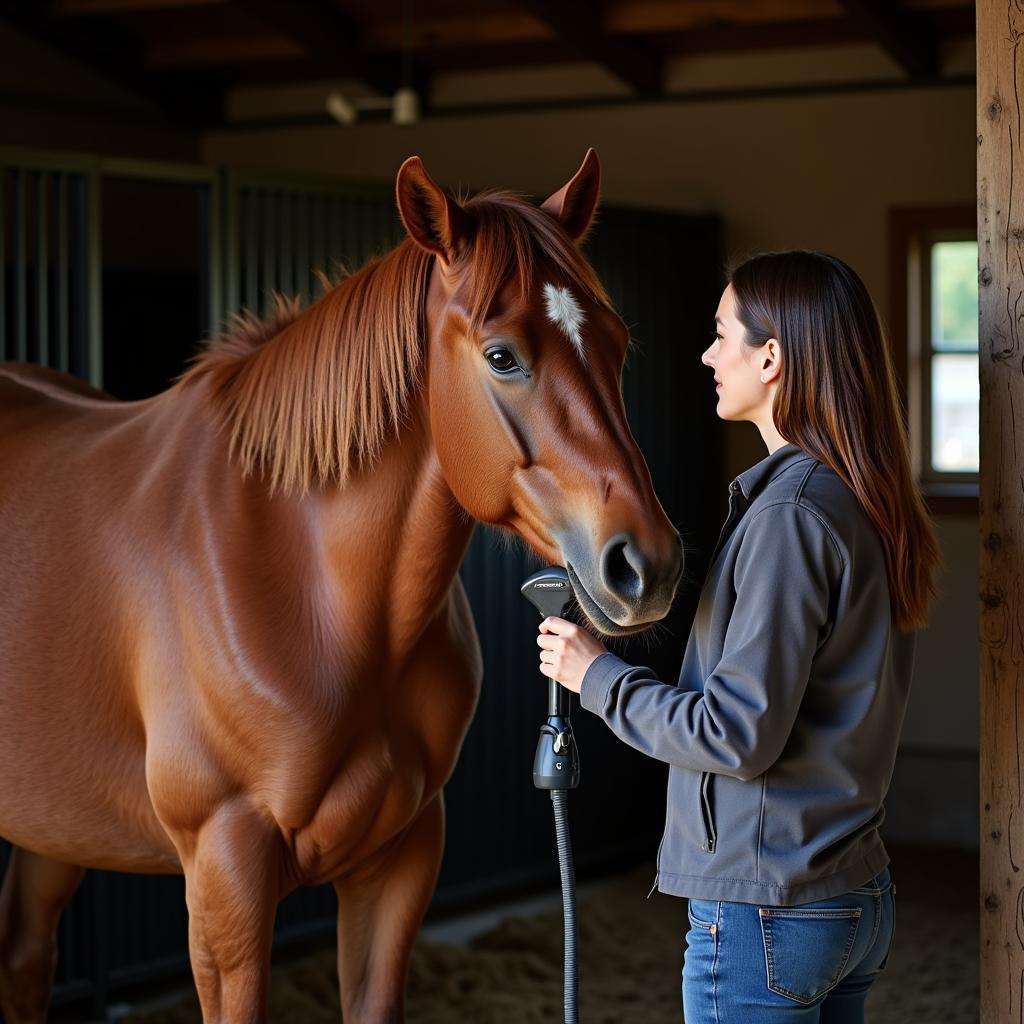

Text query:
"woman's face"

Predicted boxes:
[[701, 283, 773, 424]]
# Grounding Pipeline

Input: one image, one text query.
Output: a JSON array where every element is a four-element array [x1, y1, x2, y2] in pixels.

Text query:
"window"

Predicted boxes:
[[923, 238, 979, 477], [889, 207, 978, 514]]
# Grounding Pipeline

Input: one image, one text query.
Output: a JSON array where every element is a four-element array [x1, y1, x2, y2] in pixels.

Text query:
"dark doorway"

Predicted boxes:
[[101, 176, 209, 399]]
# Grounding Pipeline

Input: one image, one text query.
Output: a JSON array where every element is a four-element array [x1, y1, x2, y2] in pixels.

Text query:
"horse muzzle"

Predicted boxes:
[[563, 531, 683, 636]]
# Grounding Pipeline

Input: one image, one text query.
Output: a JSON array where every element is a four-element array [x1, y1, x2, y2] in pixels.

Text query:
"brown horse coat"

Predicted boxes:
[[0, 151, 681, 1022]]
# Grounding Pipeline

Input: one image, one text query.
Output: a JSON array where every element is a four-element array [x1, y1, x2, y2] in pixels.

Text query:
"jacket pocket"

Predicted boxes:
[[699, 771, 716, 853], [757, 906, 862, 1004]]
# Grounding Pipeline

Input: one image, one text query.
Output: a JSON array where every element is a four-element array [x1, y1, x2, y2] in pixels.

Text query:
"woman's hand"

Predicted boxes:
[[536, 617, 608, 694]]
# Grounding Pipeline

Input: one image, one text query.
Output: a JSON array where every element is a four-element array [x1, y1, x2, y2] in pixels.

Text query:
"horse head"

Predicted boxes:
[[396, 151, 683, 637]]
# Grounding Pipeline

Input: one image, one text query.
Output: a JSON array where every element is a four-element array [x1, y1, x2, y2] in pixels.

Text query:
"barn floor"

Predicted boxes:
[[69, 842, 977, 1023]]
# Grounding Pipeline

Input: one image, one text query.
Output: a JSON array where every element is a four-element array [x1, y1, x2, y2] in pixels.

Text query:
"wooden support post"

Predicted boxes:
[[977, 3, 1024, 1021]]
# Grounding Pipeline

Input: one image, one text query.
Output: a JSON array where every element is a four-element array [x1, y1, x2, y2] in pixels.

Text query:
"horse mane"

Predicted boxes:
[[181, 190, 612, 496]]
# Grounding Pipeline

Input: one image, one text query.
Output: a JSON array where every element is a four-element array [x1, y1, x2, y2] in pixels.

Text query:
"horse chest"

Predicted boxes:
[[290, 718, 464, 885], [289, 630, 481, 885], [154, 570, 483, 884]]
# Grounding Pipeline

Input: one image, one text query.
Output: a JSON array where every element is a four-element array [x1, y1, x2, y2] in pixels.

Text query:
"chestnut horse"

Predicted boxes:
[[0, 150, 682, 1022]]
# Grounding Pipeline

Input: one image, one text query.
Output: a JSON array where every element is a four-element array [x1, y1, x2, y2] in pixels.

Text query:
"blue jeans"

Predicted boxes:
[[682, 866, 895, 1023]]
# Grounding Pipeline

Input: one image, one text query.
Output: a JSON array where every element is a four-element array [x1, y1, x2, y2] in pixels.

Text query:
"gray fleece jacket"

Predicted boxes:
[[579, 442, 915, 906]]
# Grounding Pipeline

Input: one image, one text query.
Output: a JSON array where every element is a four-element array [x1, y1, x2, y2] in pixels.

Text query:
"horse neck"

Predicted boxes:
[[185, 243, 473, 656], [310, 388, 475, 655]]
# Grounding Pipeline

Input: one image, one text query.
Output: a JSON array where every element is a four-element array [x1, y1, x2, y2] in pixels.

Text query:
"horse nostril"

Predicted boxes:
[[600, 533, 647, 604]]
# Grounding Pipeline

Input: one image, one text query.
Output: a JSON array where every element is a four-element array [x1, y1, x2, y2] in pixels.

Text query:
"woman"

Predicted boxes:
[[537, 250, 940, 1023]]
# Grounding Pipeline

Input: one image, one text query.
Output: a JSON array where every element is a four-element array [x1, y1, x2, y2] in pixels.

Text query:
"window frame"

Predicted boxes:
[[888, 205, 978, 516]]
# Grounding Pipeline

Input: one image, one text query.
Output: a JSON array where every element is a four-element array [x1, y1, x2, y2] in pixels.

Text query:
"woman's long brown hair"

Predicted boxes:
[[728, 250, 941, 632]]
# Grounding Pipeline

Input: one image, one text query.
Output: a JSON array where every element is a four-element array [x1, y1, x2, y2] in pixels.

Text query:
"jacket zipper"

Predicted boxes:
[[703, 480, 745, 580], [699, 771, 717, 853], [646, 832, 666, 899], [695, 484, 739, 856], [647, 483, 734, 892], [646, 771, 717, 898]]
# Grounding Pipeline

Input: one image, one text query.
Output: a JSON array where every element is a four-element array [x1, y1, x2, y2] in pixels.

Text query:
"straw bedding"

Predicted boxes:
[[114, 843, 977, 1023]]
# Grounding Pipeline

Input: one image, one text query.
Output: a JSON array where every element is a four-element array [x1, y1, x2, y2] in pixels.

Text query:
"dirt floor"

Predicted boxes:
[[113, 842, 977, 1023]]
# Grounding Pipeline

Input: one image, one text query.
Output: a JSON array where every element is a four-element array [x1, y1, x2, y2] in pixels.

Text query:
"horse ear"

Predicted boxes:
[[395, 156, 468, 264], [541, 148, 601, 242]]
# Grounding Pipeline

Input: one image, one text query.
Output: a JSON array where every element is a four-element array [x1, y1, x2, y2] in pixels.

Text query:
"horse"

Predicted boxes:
[[0, 150, 683, 1022]]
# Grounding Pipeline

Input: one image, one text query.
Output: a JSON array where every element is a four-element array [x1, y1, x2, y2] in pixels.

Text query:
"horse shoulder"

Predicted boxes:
[[396, 575, 483, 789], [441, 571, 484, 682], [272, 577, 481, 884]]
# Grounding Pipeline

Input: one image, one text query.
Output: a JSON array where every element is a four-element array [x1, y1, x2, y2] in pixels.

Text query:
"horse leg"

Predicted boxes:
[[333, 794, 444, 1024], [0, 846, 84, 1023], [178, 800, 282, 1024]]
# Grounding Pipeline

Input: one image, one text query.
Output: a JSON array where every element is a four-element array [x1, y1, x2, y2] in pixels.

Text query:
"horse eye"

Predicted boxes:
[[486, 347, 519, 374]]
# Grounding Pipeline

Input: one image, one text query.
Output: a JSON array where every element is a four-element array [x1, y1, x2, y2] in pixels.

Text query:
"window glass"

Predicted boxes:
[[931, 353, 979, 472], [928, 240, 979, 475], [931, 241, 978, 353]]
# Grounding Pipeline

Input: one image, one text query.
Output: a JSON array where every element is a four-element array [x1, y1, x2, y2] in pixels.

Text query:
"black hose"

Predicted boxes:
[[550, 788, 578, 1024]]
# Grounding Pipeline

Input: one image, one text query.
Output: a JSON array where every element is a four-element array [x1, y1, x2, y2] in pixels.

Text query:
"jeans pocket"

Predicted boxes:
[[686, 899, 718, 932], [758, 906, 862, 1004], [876, 884, 896, 972]]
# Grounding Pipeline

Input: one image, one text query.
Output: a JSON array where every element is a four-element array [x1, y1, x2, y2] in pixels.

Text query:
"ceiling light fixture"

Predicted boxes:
[[326, 0, 420, 127], [325, 88, 419, 126]]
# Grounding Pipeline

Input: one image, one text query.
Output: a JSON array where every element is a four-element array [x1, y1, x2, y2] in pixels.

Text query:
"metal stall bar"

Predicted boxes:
[[294, 191, 310, 301], [245, 185, 258, 312], [0, 146, 100, 382], [56, 172, 70, 373], [278, 189, 293, 298], [13, 168, 26, 362], [261, 187, 274, 308], [310, 192, 325, 295], [35, 170, 48, 366], [221, 168, 239, 321], [85, 164, 101, 388], [68, 172, 91, 381], [224, 169, 395, 321], [0, 170, 5, 358]]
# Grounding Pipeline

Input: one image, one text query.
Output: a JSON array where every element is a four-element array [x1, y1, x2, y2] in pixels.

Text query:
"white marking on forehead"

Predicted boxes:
[[542, 283, 586, 362]]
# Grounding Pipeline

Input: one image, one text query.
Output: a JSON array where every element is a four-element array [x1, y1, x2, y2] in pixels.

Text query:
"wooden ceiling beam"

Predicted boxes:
[[605, 0, 972, 36], [54, 0, 224, 14], [146, 32, 302, 67], [411, 23, 875, 74], [834, 0, 938, 78], [232, 0, 423, 99], [651, 10, 973, 57], [363, 11, 551, 52], [514, 0, 662, 95], [363, 12, 974, 77], [358, 2, 974, 51], [606, 0, 838, 34], [0, 0, 222, 126]]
